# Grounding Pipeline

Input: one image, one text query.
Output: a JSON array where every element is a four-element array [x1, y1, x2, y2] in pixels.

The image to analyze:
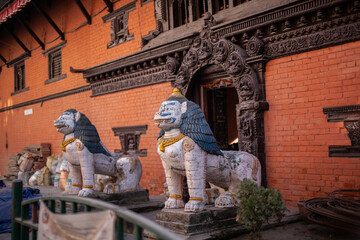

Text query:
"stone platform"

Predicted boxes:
[[154, 206, 302, 239], [156, 206, 238, 236], [88, 189, 149, 206]]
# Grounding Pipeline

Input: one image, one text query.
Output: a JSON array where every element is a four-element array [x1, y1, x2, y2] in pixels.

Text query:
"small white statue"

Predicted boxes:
[[154, 89, 261, 212], [54, 109, 142, 197]]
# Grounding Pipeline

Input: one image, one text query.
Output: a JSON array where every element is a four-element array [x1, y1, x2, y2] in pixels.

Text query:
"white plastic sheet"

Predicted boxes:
[[37, 201, 115, 240]]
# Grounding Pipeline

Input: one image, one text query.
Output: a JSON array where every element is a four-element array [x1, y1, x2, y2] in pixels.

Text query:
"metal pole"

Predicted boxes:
[[11, 180, 23, 240]]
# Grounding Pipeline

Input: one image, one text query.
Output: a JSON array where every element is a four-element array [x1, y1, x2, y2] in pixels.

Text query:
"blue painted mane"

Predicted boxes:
[[65, 109, 111, 156], [158, 97, 223, 156]]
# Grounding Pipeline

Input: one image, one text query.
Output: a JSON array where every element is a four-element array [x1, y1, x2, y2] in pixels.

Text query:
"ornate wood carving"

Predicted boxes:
[[265, 22, 360, 58], [323, 105, 360, 157], [0, 0, 353, 93], [90, 66, 167, 97], [82, 0, 360, 100], [216, 0, 360, 59], [112, 125, 148, 156], [171, 13, 269, 186]]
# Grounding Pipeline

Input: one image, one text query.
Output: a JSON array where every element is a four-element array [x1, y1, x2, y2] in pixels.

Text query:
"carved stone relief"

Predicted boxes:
[[165, 56, 180, 75], [246, 36, 264, 57], [237, 74, 255, 101]]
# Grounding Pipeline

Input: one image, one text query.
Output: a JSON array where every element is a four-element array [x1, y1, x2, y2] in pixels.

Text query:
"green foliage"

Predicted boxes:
[[236, 179, 287, 239]]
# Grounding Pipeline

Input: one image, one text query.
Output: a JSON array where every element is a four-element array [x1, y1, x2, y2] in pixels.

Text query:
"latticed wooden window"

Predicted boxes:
[[169, 0, 231, 29], [49, 50, 62, 79], [115, 15, 125, 41], [103, 1, 135, 48], [14, 61, 25, 92]]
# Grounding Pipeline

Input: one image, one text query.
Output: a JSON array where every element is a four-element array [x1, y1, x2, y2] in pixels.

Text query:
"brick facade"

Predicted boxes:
[[0, 0, 165, 194], [265, 41, 360, 206], [0, 82, 172, 195]]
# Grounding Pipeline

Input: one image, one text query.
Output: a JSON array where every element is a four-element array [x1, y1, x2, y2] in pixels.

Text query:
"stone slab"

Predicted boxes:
[[156, 206, 238, 236], [89, 189, 149, 205], [154, 207, 302, 239]]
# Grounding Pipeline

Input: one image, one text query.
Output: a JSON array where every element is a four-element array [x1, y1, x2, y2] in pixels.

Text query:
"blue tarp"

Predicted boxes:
[[0, 185, 41, 233]]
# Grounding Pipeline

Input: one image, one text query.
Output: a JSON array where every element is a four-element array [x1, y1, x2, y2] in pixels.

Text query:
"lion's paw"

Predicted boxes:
[[215, 192, 235, 208], [184, 200, 205, 212], [164, 197, 184, 209], [78, 188, 94, 197]]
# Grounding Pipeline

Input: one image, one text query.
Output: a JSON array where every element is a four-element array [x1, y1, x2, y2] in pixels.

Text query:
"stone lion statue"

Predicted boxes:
[[154, 89, 261, 212], [54, 109, 142, 197]]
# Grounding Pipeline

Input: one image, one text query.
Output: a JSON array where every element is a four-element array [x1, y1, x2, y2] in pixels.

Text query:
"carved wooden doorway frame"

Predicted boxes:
[[165, 13, 269, 186]]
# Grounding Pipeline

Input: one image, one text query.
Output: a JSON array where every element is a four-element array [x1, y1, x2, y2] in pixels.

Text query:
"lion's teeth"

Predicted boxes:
[[155, 119, 170, 124]]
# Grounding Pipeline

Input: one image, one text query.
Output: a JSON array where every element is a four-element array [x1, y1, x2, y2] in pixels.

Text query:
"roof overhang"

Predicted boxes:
[[0, 0, 31, 24]]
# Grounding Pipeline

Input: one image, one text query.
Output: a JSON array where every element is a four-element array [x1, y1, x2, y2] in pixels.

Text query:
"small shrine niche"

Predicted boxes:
[[323, 105, 360, 157], [112, 125, 148, 156]]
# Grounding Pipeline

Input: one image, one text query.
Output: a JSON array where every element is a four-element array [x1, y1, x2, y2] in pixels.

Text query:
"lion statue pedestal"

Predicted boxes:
[[54, 109, 142, 197], [154, 89, 261, 212]]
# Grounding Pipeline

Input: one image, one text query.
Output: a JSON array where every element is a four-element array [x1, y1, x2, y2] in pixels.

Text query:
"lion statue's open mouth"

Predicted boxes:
[[154, 118, 173, 127], [54, 123, 66, 131]]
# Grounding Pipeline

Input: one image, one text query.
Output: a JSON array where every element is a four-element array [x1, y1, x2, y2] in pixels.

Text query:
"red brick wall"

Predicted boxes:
[[265, 41, 360, 206], [0, 82, 172, 195], [0, 0, 156, 107], [0, 0, 166, 195]]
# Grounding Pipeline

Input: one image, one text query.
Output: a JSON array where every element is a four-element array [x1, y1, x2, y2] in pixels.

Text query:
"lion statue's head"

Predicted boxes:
[[154, 89, 223, 156], [54, 109, 110, 156]]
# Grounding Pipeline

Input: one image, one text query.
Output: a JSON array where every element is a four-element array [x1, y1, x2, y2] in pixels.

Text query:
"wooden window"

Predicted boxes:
[[102, 1, 136, 49], [42, 41, 67, 84], [152, 0, 250, 35], [14, 61, 25, 92], [8, 53, 30, 95], [168, 0, 230, 30], [49, 49, 62, 79], [114, 15, 126, 42], [112, 125, 148, 157]]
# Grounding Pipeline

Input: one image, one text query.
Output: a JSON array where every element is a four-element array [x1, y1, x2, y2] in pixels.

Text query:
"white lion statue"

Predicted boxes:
[[54, 109, 142, 197], [154, 89, 261, 212]]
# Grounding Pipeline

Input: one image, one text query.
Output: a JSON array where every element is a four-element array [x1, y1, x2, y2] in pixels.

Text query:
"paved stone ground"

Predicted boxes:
[[1, 181, 359, 240], [232, 221, 359, 240]]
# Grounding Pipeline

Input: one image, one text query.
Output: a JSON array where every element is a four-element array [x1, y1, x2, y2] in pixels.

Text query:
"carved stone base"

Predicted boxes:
[[89, 189, 149, 205], [156, 206, 238, 236]]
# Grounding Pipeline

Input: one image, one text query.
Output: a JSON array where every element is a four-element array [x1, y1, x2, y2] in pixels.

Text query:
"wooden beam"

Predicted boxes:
[[16, 16, 45, 50], [3, 25, 30, 55], [70, 66, 85, 73], [103, 0, 113, 12], [74, 0, 92, 25], [31, 0, 65, 40], [0, 54, 8, 66]]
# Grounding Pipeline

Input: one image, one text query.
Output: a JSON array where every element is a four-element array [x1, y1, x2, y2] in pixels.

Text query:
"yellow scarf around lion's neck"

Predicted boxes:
[[61, 137, 76, 151], [158, 133, 185, 152]]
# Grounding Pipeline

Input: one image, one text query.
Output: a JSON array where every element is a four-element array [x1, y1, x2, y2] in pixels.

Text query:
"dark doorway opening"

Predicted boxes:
[[186, 65, 238, 150]]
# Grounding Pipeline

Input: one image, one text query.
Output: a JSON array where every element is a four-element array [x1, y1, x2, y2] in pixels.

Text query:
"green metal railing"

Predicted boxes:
[[11, 180, 182, 240]]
